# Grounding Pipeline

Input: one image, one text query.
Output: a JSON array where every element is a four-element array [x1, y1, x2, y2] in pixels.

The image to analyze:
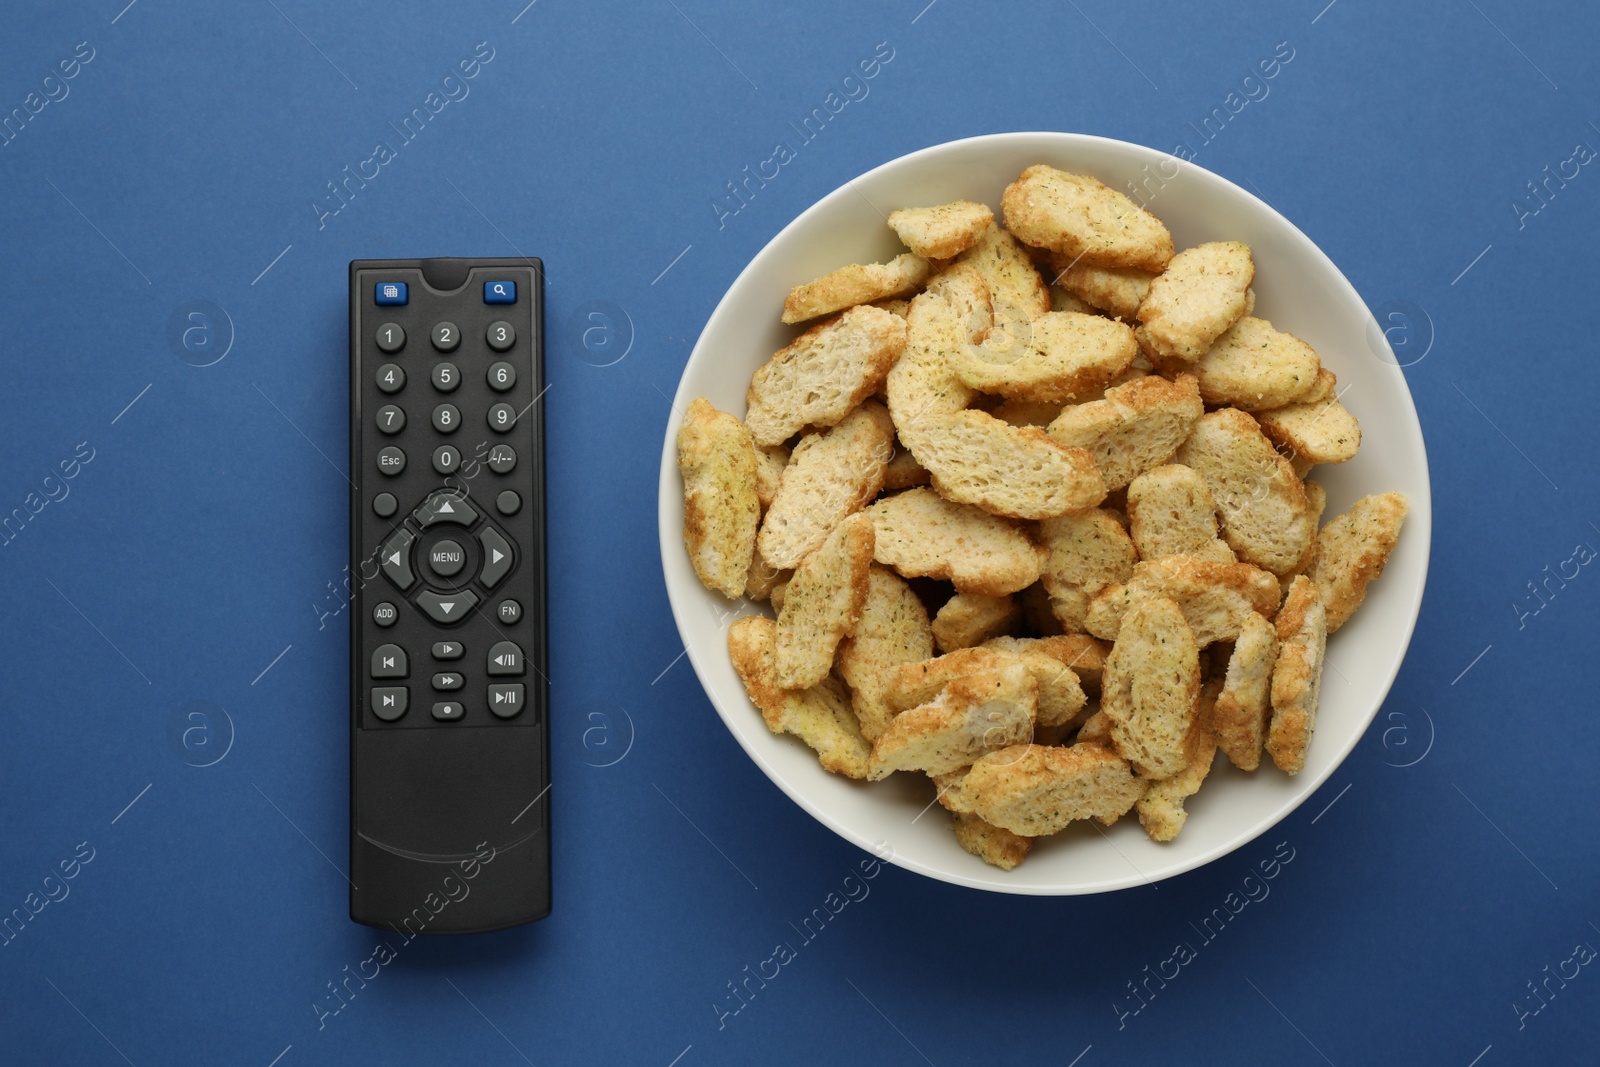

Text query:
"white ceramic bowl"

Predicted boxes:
[[657, 133, 1431, 894]]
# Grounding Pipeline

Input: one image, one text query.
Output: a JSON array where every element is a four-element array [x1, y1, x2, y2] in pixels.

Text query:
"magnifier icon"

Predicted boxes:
[[493, 284, 507, 296]]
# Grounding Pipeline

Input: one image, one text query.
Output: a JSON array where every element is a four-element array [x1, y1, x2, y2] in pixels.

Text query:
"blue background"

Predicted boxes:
[[3, 1, 1596, 1064]]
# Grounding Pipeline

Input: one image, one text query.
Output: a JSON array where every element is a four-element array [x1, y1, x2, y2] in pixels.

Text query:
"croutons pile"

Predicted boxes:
[[678, 164, 1408, 872]]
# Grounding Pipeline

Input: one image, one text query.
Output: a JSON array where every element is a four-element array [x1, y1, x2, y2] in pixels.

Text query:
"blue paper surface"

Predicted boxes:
[[2, 1, 1596, 1063]]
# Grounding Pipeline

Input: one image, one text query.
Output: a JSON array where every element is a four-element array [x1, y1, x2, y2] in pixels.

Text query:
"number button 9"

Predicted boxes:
[[487, 403, 516, 432], [487, 361, 516, 392], [432, 362, 459, 393]]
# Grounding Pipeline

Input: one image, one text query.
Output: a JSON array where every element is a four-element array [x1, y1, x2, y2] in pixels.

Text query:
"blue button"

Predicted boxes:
[[484, 281, 516, 304], [375, 282, 408, 306]]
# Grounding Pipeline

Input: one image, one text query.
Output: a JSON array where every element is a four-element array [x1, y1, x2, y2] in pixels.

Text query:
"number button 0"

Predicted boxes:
[[375, 363, 405, 394], [431, 322, 460, 352], [376, 323, 405, 353], [487, 361, 516, 392], [486, 321, 515, 352], [432, 362, 459, 393], [432, 404, 460, 433], [433, 445, 461, 474], [376, 405, 406, 434], [487, 403, 516, 432]]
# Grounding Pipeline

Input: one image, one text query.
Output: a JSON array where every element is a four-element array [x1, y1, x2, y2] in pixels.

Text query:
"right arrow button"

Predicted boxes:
[[486, 640, 525, 676], [477, 526, 514, 588]]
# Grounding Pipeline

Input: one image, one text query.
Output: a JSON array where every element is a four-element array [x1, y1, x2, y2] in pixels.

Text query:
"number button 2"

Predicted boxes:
[[431, 322, 459, 352]]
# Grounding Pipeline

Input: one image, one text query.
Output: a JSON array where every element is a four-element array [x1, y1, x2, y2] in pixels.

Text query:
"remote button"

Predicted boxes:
[[432, 701, 464, 721], [432, 404, 460, 433], [376, 446, 406, 476], [478, 526, 513, 588], [432, 641, 463, 660], [486, 321, 515, 351], [414, 491, 478, 528], [373, 602, 398, 627], [373, 493, 398, 518], [488, 361, 516, 392], [370, 687, 408, 721], [376, 405, 406, 434], [376, 323, 405, 353], [487, 403, 516, 432], [432, 362, 459, 392], [496, 490, 521, 516], [432, 672, 464, 691], [484, 281, 516, 304], [417, 588, 479, 624], [371, 644, 408, 678], [432, 445, 460, 475], [487, 444, 516, 475], [486, 641, 525, 676], [375, 363, 405, 393], [497, 599, 522, 624], [487, 683, 525, 719], [375, 282, 408, 305], [431, 322, 460, 352], [380, 528, 416, 590], [428, 538, 467, 579]]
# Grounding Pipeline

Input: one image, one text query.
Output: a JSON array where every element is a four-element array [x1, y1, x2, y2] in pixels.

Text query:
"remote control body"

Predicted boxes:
[[348, 258, 549, 933]]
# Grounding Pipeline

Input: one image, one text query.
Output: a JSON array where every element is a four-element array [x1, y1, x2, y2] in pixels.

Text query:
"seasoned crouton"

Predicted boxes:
[[678, 397, 761, 598]]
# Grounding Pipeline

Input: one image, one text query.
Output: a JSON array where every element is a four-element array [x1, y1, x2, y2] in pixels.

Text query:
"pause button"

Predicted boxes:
[[487, 683, 525, 719]]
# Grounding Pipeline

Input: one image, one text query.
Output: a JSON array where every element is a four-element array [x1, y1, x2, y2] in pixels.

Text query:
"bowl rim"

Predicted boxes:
[[656, 131, 1432, 894]]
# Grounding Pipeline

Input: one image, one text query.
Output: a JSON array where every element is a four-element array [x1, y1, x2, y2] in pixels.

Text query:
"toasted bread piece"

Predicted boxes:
[[951, 811, 1033, 870], [782, 253, 931, 324], [993, 397, 1066, 427], [923, 264, 994, 343], [1298, 367, 1336, 405], [886, 291, 978, 435], [886, 647, 1012, 713], [753, 442, 790, 510], [1037, 508, 1140, 632], [888, 200, 995, 259], [745, 305, 906, 446], [905, 409, 1106, 520], [1049, 283, 1098, 315], [1303, 479, 1328, 525], [775, 513, 875, 688], [837, 566, 935, 742], [1053, 256, 1156, 321], [728, 616, 870, 778], [988, 634, 1111, 694], [1075, 709, 1112, 747], [932, 592, 1021, 652], [1127, 463, 1235, 563], [1266, 576, 1327, 774], [1134, 242, 1255, 362], [883, 443, 931, 490], [872, 298, 910, 318], [1084, 555, 1281, 648], [932, 767, 977, 814], [954, 312, 1139, 404], [758, 402, 894, 569], [678, 398, 761, 598], [869, 662, 1038, 778], [768, 575, 791, 611], [1175, 408, 1317, 576], [1101, 596, 1201, 778], [869, 488, 1040, 596], [1013, 649, 1089, 728], [1002, 165, 1174, 271], [1137, 686, 1219, 841], [744, 543, 789, 602], [1210, 610, 1277, 771], [1178, 316, 1321, 411], [1047, 373, 1204, 492], [1311, 491, 1408, 632], [947, 224, 1051, 342], [1256, 393, 1362, 465], [963, 742, 1147, 836]]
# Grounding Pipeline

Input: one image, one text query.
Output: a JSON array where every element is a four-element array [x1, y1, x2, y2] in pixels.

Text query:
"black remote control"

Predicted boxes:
[[348, 258, 549, 933]]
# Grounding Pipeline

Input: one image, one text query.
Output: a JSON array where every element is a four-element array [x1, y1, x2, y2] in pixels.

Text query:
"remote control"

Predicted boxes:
[[348, 258, 549, 933]]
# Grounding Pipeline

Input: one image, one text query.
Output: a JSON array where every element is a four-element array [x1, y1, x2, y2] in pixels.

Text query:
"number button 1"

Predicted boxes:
[[376, 323, 405, 353], [431, 322, 459, 352]]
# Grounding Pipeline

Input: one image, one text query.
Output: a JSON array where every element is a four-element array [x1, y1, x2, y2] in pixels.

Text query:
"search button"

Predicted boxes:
[[484, 280, 516, 304]]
